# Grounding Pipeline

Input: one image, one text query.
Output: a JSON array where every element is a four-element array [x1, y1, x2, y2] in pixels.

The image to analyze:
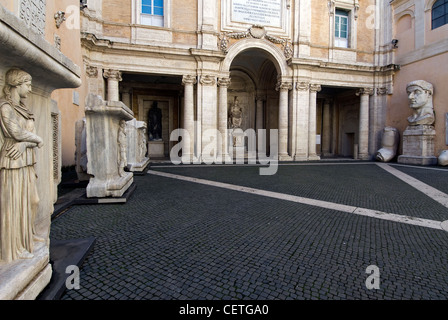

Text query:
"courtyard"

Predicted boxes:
[[48, 161, 448, 302]]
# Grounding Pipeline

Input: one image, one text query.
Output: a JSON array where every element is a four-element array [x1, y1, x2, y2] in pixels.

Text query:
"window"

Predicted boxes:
[[335, 9, 349, 48], [432, 0, 448, 29], [141, 0, 164, 27]]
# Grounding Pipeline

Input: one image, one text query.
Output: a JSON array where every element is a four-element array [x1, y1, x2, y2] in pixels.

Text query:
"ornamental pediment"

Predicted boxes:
[[219, 25, 293, 60]]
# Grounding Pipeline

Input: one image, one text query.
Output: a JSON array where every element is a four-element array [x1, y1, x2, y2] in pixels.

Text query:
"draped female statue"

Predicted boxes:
[[0, 68, 43, 263]]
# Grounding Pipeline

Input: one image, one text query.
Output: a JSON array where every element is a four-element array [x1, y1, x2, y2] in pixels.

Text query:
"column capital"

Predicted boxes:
[[356, 87, 374, 96], [182, 75, 197, 85], [217, 77, 231, 87], [309, 84, 322, 93], [295, 81, 310, 91], [376, 87, 388, 95], [276, 81, 293, 92], [103, 69, 122, 81], [85, 65, 98, 78], [199, 75, 216, 86]]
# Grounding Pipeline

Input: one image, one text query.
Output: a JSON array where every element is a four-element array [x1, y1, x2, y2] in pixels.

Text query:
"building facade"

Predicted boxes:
[[10, 0, 447, 166]]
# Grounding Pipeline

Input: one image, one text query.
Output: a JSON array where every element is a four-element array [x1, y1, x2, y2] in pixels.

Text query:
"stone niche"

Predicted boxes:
[[0, 6, 81, 299], [85, 94, 135, 198], [126, 119, 150, 172]]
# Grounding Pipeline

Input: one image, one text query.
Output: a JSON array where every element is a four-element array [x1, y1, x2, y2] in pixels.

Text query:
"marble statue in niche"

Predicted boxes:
[[376, 127, 399, 162], [406, 80, 435, 126], [148, 101, 162, 141], [117, 119, 127, 177], [229, 96, 243, 129], [0, 68, 44, 263]]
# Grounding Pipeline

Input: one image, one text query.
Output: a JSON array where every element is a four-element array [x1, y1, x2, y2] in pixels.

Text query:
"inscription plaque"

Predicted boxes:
[[232, 0, 282, 28], [20, 0, 46, 36]]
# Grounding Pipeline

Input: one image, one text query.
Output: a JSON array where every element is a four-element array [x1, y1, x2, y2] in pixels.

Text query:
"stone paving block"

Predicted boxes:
[[51, 164, 448, 300]]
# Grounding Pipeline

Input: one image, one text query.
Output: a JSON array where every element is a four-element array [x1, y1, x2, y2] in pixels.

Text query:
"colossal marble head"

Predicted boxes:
[[406, 80, 435, 126]]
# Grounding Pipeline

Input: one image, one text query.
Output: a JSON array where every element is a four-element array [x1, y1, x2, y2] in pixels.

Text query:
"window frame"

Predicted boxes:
[[132, 0, 171, 28], [335, 9, 350, 48], [432, 0, 448, 29]]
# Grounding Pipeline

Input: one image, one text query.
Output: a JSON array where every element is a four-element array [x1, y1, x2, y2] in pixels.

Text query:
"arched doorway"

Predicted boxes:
[[220, 40, 293, 160]]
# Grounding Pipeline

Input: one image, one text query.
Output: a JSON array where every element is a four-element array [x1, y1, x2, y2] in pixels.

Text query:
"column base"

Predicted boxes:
[[308, 154, 321, 161], [221, 153, 233, 164], [397, 155, 438, 166], [294, 155, 308, 161], [279, 154, 293, 161], [358, 153, 371, 161]]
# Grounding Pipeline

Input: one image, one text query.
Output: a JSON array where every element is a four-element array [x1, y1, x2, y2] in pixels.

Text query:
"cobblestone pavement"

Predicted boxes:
[[50, 162, 448, 301]]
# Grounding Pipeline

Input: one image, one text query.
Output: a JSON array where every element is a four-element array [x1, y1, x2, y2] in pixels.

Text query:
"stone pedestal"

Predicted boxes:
[[148, 140, 165, 158], [85, 94, 134, 198], [398, 125, 438, 165], [126, 119, 150, 172], [0, 6, 81, 300]]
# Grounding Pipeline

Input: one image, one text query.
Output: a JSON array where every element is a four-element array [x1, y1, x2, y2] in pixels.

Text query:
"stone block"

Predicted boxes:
[[126, 119, 150, 172], [398, 125, 438, 165], [148, 140, 165, 158], [85, 94, 135, 198]]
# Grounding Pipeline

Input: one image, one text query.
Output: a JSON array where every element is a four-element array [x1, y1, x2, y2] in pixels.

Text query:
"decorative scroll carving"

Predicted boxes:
[[54, 11, 66, 28], [51, 112, 59, 180], [356, 88, 375, 96], [218, 77, 231, 88], [296, 81, 310, 91], [85, 65, 98, 78], [275, 81, 293, 92], [309, 84, 322, 93], [103, 69, 122, 82], [199, 75, 216, 86], [219, 25, 293, 59], [182, 75, 197, 86], [20, 0, 46, 36]]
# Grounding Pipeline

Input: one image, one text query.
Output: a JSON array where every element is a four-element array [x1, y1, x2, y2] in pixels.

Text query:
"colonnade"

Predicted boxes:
[[102, 68, 374, 162]]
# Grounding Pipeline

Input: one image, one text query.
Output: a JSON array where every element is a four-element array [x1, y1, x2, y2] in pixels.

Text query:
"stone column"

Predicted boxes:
[[321, 99, 332, 157], [218, 77, 231, 162], [356, 88, 374, 160], [182, 75, 197, 162], [199, 75, 218, 163], [308, 84, 321, 160], [331, 103, 339, 155], [276, 81, 293, 161], [256, 95, 266, 153], [103, 69, 122, 102], [294, 82, 310, 160]]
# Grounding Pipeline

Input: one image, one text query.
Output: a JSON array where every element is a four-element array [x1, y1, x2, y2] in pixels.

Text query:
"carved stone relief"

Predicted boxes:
[[219, 25, 293, 59], [20, 0, 46, 36], [0, 68, 44, 263]]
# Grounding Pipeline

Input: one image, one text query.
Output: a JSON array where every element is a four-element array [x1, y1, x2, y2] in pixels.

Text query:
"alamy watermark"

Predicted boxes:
[[66, 265, 80, 290], [365, 265, 380, 290], [170, 125, 279, 176]]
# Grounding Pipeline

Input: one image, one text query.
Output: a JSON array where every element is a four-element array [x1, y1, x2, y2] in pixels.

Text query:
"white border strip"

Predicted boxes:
[[376, 163, 448, 208], [148, 170, 444, 231], [151, 161, 374, 169]]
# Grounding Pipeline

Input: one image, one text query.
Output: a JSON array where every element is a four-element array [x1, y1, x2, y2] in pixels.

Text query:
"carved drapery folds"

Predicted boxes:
[[219, 25, 293, 59]]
